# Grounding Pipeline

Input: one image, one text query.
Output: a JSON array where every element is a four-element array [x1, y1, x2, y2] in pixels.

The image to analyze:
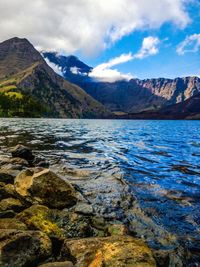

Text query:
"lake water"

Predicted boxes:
[[0, 118, 200, 252]]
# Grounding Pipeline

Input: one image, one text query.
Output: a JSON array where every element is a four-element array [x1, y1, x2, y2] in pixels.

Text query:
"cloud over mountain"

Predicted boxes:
[[89, 36, 160, 82], [0, 0, 189, 55]]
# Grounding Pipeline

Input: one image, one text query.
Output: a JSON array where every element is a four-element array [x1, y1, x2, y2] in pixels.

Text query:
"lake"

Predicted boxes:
[[0, 118, 200, 254]]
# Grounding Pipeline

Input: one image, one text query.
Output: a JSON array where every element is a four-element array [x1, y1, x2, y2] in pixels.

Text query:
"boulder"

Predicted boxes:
[[39, 261, 74, 267], [16, 205, 96, 240], [0, 218, 27, 230], [0, 198, 25, 213], [0, 182, 15, 200], [10, 144, 35, 162], [14, 169, 77, 209], [16, 205, 64, 239], [0, 230, 52, 267], [61, 236, 156, 267]]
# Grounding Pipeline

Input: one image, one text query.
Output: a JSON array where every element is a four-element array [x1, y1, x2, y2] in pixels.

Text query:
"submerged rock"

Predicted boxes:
[[10, 144, 35, 162], [14, 168, 77, 209], [61, 235, 156, 267], [0, 230, 52, 267], [74, 203, 94, 215]]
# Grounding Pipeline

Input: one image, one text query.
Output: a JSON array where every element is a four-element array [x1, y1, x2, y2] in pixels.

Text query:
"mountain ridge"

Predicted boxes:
[[0, 37, 111, 118], [43, 51, 200, 115]]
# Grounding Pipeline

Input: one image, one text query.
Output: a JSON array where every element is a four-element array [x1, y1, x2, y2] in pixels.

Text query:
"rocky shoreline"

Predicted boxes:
[[0, 145, 197, 266]]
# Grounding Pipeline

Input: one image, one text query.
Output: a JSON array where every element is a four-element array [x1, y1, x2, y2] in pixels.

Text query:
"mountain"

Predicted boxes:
[[118, 93, 200, 120], [43, 52, 200, 115], [42, 52, 92, 85], [0, 38, 110, 118]]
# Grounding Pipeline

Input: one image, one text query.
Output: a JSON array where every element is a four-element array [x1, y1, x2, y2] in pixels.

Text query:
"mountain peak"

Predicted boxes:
[[0, 37, 44, 79]]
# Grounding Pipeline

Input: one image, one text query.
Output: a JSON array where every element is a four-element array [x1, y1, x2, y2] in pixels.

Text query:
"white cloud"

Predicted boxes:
[[177, 34, 200, 55], [44, 58, 63, 76], [70, 67, 80, 75], [0, 0, 190, 55], [90, 36, 160, 82], [134, 36, 160, 59]]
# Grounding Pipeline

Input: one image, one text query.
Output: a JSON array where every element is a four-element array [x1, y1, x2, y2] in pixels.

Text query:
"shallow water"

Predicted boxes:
[[0, 118, 200, 248]]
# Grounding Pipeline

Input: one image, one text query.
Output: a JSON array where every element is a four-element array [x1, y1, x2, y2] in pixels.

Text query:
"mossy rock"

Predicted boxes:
[[108, 223, 128, 236], [0, 182, 16, 200], [16, 204, 97, 240], [16, 205, 64, 239]]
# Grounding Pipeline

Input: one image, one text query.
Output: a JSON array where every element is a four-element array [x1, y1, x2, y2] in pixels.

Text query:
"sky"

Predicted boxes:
[[0, 0, 199, 81]]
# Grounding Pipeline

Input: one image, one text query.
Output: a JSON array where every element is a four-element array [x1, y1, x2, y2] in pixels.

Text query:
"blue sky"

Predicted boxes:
[[0, 0, 199, 80], [81, 1, 200, 79]]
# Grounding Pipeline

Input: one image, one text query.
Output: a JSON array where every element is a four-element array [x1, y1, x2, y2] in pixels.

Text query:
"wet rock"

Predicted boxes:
[[59, 167, 133, 221], [16, 204, 95, 240], [74, 203, 94, 215], [126, 205, 177, 249], [61, 235, 156, 267], [0, 198, 25, 213], [0, 170, 15, 184], [91, 216, 108, 231], [0, 230, 52, 267], [0, 156, 29, 168], [39, 261, 74, 267], [0, 218, 27, 230], [153, 248, 185, 267], [15, 169, 77, 209], [10, 144, 35, 162], [0, 182, 16, 200], [33, 156, 50, 168], [0, 210, 16, 218]]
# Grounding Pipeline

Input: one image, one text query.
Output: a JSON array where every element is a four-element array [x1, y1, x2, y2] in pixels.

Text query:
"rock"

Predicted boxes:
[[108, 222, 128, 236], [0, 230, 52, 267], [0, 210, 16, 218], [0, 182, 16, 200], [0, 218, 27, 230], [15, 169, 77, 209], [16, 205, 64, 239], [61, 236, 156, 267], [33, 156, 50, 168], [16, 205, 96, 240], [0, 170, 15, 184], [10, 144, 35, 162], [39, 261, 74, 267], [74, 203, 94, 215], [0, 198, 25, 213], [0, 155, 29, 168]]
